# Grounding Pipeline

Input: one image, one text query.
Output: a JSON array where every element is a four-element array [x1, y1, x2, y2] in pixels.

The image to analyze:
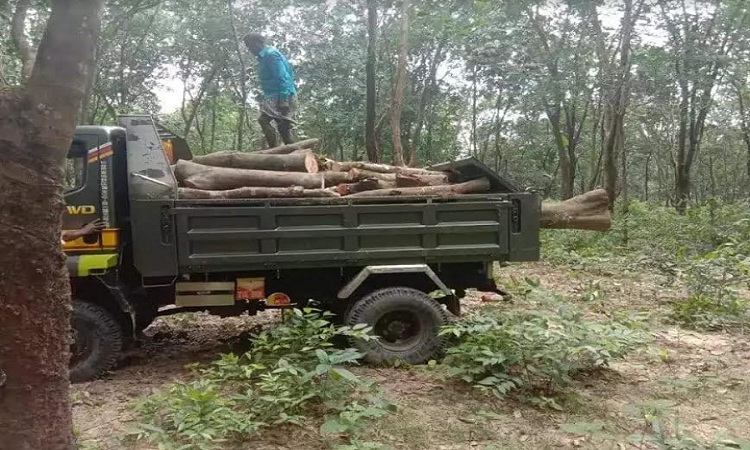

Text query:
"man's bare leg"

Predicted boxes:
[[277, 119, 296, 145], [258, 113, 278, 148]]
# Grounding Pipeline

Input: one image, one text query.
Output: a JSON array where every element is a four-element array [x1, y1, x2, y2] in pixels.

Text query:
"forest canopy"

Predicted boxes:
[[2, 0, 748, 209]]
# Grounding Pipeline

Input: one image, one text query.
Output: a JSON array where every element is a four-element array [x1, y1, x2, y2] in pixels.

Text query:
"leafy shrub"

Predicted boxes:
[[131, 309, 394, 449], [669, 241, 750, 331], [438, 295, 650, 408], [542, 200, 750, 273]]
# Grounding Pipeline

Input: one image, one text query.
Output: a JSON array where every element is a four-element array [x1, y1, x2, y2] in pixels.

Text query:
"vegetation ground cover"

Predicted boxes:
[[72, 202, 750, 450]]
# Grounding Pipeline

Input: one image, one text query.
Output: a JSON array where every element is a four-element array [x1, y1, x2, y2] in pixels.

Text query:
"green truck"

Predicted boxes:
[[63, 115, 540, 382]]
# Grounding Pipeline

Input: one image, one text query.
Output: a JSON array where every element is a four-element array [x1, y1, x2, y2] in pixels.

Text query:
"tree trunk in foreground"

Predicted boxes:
[[178, 186, 339, 199], [192, 150, 319, 172], [174, 160, 352, 190], [250, 138, 319, 155], [348, 177, 490, 198], [540, 189, 611, 231], [0, 0, 105, 449]]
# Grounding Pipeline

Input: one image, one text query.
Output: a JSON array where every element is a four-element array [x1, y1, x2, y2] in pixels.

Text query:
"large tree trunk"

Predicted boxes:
[[599, 0, 639, 212], [410, 40, 445, 167], [192, 150, 319, 172], [0, 0, 105, 448], [251, 138, 319, 155], [365, 0, 379, 163], [178, 186, 339, 199], [390, 0, 410, 167], [540, 189, 611, 231], [174, 160, 351, 190], [348, 177, 490, 198]]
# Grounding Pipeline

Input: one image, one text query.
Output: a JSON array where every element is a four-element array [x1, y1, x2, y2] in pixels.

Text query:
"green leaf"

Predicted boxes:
[[330, 367, 360, 383], [320, 419, 349, 435]]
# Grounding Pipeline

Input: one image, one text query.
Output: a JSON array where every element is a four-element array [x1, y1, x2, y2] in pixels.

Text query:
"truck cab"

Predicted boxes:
[[64, 115, 540, 382]]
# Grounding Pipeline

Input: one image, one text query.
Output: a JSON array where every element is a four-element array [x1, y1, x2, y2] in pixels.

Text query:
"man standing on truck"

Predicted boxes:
[[242, 33, 297, 148]]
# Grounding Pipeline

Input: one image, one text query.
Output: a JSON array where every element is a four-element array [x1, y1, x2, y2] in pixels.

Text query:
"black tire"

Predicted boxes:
[[345, 287, 451, 365], [70, 301, 123, 383]]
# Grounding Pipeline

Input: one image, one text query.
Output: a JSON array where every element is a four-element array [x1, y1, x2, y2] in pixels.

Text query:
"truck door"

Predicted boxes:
[[63, 131, 119, 261]]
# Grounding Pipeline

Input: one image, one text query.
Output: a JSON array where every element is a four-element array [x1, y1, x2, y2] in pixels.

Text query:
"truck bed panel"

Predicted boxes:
[[172, 197, 522, 272]]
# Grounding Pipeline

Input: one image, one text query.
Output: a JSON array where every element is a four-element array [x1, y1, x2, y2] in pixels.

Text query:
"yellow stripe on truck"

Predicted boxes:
[[62, 228, 120, 252], [76, 253, 118, 276]]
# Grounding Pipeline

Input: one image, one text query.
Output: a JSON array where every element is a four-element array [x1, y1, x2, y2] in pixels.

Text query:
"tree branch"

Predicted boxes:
[[27, 0, 105, 152], [11, 0, 36, 80]]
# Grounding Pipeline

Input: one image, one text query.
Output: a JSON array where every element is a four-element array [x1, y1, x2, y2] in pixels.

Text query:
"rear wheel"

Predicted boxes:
[[70, 301, 123, 383], [345, 287, 451, 364]]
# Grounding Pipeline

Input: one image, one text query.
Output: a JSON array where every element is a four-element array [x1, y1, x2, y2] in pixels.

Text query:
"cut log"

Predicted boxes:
[[335, 178, 394, 196], [173, 160, 352, 190], [540, 189, 611, 231], [328, 160, 444, 176], [319, 171, 353, 187], [192, 150, 318, 173], [395, 172, 449, 187], [347, 177, 491, 198], [349, 168, 397, 183], [178, 186, 339, 199], [251, 138, 319, 155]]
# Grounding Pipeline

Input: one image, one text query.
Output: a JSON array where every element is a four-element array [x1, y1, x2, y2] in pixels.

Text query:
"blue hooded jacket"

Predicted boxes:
[[256, 46, 297, 100]]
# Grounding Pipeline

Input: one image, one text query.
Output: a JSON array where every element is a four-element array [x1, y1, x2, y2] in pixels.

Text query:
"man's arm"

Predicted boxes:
[[61, 219, 105, 242]]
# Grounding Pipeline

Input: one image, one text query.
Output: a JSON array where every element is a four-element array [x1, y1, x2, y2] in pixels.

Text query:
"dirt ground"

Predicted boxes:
[[73, 262, 750, 450]]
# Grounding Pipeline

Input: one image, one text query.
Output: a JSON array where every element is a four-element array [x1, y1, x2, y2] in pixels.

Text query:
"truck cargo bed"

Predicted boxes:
[[168, 193, 539, 273]]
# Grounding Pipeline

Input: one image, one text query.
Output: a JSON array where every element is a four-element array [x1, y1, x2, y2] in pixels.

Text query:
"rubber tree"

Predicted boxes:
[[659, 0, 749, 213], [0, 0, 105, 448]]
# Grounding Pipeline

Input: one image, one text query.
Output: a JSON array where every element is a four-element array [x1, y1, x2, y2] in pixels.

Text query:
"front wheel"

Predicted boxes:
[[70, 301, 123, 383], [345, 287, 452, 365]]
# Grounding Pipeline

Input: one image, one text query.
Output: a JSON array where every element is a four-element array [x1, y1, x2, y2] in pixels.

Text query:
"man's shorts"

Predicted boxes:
[[260, 96, 297, 124]]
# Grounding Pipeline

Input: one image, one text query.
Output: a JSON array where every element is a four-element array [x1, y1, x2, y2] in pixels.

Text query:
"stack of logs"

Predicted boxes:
[[172, 139, 611, 231]]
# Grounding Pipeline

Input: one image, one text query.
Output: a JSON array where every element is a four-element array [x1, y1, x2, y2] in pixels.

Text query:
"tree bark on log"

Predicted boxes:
[[174, 160, 351, 190], [326, 160, 443, 176], [192, 150, 318, 173], [540, 189, 612, 231], [348, 177, 491, 198], [395, 172, 449, 187], [349, 168, 397, 183], [251, 138, 319, 155], [335, 179, 394, 196], [178, 186, 339, 199]]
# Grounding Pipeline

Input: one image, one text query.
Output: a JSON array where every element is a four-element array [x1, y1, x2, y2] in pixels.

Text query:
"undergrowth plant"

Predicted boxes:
[[437, 284, 651, 409], [543, 201, 750, 332], [543, 201, 750, 274], [130, 309, 395, 450], [630, 400, 750, 450], [669, 240, 750, 331]]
